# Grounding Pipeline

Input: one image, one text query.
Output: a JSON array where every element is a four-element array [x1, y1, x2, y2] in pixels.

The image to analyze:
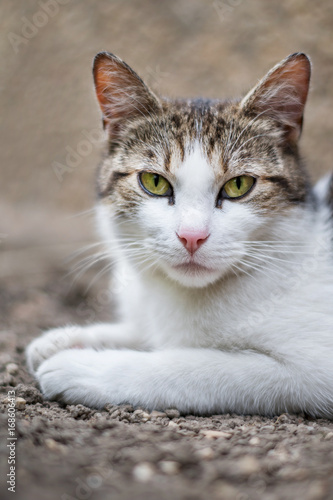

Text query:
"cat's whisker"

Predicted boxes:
[[82, 253, 131, 292], [66, 254, 111, 284], [241, 240, 307, 245], [238, 256, 287, 286], [242, 252, 298, 272], [243, 245, 312, 255], [66, 208, 97, 219], [230, 261, 255, 280], [69, 251, 111, 273], [66, 242, 108, 262], [241, 253, 295, 276], [70, 251, 109, 267], [227, 246, 295, 281], [238, 240, 313, 251], [236, 244, 306, 251], [114, 240, 147, 248], [105, 252, 159, 282], [244, 250, 312, 262], [137, 258, 160, 274], [244, 247, 309, 253]]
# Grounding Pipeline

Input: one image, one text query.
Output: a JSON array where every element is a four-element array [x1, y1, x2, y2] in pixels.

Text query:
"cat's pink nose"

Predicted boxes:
[[177, 229, 210, 254]]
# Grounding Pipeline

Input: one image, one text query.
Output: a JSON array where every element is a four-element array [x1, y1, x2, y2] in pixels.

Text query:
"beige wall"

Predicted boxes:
[[1, 0, 333, 273]]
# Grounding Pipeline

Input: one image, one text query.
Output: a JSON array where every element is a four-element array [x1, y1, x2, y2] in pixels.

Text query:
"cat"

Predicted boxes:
[[26, 52, 333, 418]]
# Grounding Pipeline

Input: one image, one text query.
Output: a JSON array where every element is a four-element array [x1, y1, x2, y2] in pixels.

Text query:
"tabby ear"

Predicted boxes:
[[93, 52, 161, 139], [240, 53, 311, 143]]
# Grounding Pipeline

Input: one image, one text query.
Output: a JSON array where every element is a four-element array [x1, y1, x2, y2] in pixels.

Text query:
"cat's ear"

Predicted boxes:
[[240, 53, 311, 143], [93, 52, 161, 139]]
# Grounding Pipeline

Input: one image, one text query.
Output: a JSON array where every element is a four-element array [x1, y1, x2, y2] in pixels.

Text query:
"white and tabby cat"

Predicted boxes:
[[27, 52, 333, 417]]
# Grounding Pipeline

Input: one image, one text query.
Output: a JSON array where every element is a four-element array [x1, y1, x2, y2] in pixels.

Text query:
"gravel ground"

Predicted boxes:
[[0, 274, 333, 500], [2, 2, 333, 499]]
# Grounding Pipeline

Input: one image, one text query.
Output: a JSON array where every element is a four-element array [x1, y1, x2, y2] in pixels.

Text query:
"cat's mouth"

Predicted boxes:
[[173, 261, 215, 274], [166, 258, 223, 287]]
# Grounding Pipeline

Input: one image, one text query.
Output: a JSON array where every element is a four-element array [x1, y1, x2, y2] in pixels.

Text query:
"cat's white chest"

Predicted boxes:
[[130, 255, 332, 352]]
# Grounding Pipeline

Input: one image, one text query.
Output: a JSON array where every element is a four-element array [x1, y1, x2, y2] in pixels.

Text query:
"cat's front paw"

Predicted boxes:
[[36, 349, 106, 406], [36, 348, 156, 408], [26, 326, 83, 374]]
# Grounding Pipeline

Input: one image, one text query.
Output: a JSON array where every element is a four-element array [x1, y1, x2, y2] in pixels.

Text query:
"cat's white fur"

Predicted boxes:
[[27, 140, 333, 417]]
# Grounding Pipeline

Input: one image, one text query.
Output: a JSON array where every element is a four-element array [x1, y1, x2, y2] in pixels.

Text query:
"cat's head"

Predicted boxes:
[[93, 52, 311, 288]]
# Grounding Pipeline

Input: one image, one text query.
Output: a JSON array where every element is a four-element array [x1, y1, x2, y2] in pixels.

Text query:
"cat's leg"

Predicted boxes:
[[26, 323, 142, 374], [35, 347, 333, 418]]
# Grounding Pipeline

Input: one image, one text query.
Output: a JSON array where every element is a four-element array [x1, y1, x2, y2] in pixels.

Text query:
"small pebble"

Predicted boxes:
[[133, 410, 151, 422], [195, 447, 215, 460], [260, 425, 275, 432], [200, 430, 232, 440], [6, 363, 18, 375], [110, 409, 121, 419], [234, 456, 261, 477], [159, 460, 180, 475], [168, 421, 179, 429], [249, 436, 260, 445], [45, 438, 67, 454], [324, 432, 333, 440], [132, 462, 155, 482], [165, 408, 180, 419], [15, 397, 26, 410], [92, 418, 117, 430], [150, 410, 167, 418]]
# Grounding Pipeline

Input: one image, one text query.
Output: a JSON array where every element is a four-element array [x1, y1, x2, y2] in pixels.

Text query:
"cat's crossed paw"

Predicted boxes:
[[36, 349, 97, 405], [36, 349, 127, 407], [26, 322, 141, 375], [26, 326, 85, 374]]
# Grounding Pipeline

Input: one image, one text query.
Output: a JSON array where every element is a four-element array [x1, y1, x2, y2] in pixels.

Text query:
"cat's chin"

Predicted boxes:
[[165, 262, 224, 288]]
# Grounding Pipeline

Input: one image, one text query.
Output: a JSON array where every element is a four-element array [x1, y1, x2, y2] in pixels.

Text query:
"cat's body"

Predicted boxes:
[[27, 53, 333, 417]]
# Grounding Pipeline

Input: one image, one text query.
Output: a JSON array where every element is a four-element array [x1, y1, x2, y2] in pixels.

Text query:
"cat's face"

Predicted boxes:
[[94, 52, 311, 288]]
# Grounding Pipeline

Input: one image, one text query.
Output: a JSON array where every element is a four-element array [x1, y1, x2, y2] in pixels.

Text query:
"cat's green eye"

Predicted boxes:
[[223, 175, 255, 199], [139, 172, 172, 197]]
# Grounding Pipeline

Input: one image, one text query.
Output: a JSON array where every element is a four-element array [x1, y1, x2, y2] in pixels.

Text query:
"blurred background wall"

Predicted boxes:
[[1, 0, 333, 287]]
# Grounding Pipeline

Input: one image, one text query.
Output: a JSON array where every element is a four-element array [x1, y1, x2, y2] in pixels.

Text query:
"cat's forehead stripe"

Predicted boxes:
[[163, 104, 232, 176]]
